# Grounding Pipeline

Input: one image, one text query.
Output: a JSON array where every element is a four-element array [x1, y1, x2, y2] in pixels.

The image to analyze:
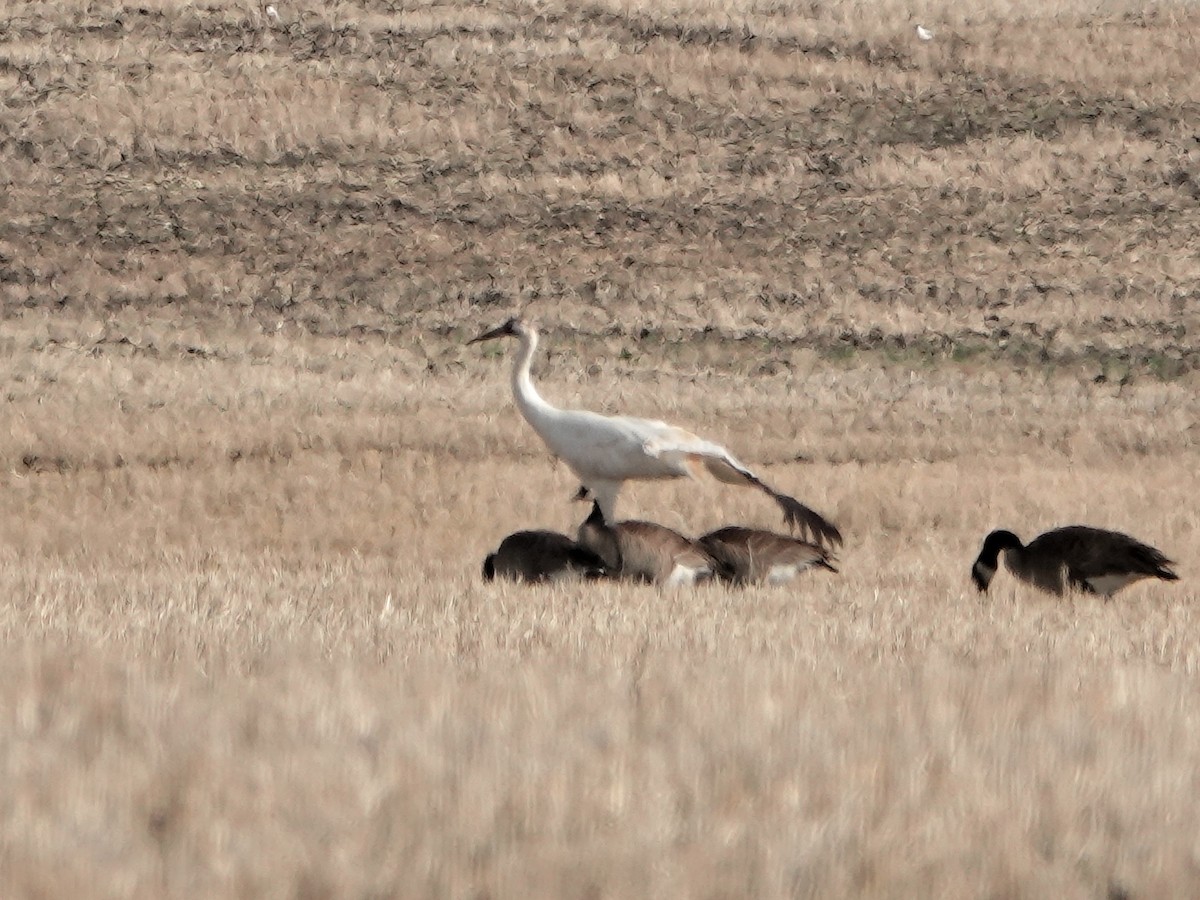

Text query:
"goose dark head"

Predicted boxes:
[[971, 529, 1023, 592], [584, 500, 606, 527], [572, 489, 608, 526], [575, 499, 620, 570]]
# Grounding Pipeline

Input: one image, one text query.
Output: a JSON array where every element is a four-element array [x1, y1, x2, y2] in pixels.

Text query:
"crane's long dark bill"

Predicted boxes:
[[468, 323, 511, 344]]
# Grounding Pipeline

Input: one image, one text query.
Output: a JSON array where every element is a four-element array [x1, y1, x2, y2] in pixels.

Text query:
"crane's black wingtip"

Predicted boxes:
[[775, 493, 843, 549], [816, 524, 844, 549]]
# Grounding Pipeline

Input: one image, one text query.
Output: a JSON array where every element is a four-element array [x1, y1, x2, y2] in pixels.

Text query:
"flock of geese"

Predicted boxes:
[[472, 317, 1180, 598], [484, 494, 838, 588]]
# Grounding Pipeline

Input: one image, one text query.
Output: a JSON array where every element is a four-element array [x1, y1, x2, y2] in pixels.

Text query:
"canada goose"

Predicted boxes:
[[699, 526, 839, 586], [576, 501, 722, 586], [971, 526, 1178, 597], [482, 530, 609, 583]]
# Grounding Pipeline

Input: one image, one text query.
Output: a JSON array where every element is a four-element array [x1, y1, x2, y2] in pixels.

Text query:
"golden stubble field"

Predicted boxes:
[[3, 0, 1200, 896]]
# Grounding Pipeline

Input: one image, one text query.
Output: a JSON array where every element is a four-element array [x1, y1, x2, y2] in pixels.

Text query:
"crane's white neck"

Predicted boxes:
[[504, 325, 622, 521], [511, 327, 557, 423]]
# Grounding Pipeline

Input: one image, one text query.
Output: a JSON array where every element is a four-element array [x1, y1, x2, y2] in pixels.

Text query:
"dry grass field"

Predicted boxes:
[[3, 0, 1200, 895]]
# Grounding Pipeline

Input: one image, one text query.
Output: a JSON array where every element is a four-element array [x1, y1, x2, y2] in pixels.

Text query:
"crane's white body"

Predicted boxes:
[[471, 318, 842, 547], [507, 326, 770, 521]]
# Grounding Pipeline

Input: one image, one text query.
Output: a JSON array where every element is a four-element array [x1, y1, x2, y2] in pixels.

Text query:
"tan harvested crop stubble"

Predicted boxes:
[[2, 0, 1200, 895]]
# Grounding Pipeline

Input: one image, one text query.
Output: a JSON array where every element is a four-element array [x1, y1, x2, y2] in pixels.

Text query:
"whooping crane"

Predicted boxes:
[[915, 24, 934, 41], [482, 530, 609, 583], [265, 4, 280, 21], [699, 526, 838, 586], [469, 317, 842, 548], [577, 501, 721, 586], [971, 526, 1178, 597]]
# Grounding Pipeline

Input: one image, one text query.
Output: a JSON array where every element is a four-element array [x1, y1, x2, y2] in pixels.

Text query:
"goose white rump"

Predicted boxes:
[[469, 317, 841, 547]]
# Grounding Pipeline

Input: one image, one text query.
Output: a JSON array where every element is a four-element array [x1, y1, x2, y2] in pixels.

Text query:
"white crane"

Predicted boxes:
[[468, 317, 842, 548]]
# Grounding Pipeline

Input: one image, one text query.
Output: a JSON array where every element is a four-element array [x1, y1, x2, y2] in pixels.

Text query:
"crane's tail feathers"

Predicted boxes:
[[772, 491, 843, 548], [694, 454, 843, 548]]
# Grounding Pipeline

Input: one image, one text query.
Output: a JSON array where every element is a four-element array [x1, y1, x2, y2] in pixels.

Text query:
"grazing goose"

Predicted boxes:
[[468, 317, 841, 548], [576, 501, 722, 586], [482, 530, 609, 583], [971, 525, 1178, 597], [700, 526, 839, 586]]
